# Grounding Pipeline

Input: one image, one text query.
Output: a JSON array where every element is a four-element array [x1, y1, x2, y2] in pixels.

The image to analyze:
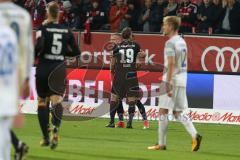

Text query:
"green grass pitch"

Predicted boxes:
[[13, 115, 240, 160]]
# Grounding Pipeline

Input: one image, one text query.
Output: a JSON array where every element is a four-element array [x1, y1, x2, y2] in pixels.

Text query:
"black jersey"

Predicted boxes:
[[113, 40, 140, 76], [111, 40, 140, 98], [35, 22, 80, 64]]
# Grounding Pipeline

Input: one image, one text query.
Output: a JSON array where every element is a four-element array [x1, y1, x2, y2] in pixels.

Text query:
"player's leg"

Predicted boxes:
[[148, 108, 169, 150], [126, 97, 137, 129], [116, 101, 125, 128], [148, 93, 174, 150], [36, 66, 51, 146], [126, 81, 139, 129], [11, 130, 29, 160], [0, 118, 12, 160], [37, 97, 50, 146], [136, 100, 149, 129], [173, 87, 202, 151], [106, 93, 119, 128], [49, 95, 64, 149]]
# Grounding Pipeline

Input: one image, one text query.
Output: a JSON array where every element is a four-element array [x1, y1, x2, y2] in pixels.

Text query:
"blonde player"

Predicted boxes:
[[0, 0, 34, 159], [0, 22, 19, 160], [148, 16, 202, 151]]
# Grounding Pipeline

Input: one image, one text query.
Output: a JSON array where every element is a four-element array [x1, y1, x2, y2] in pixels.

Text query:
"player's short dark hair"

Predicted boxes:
[[48, 2, 59, 20], [121, 27, 132, 39]]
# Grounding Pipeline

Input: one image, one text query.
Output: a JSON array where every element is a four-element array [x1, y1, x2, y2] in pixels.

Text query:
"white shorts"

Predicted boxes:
[[158, 86, 188, 111], [0, 117, 13, 160]]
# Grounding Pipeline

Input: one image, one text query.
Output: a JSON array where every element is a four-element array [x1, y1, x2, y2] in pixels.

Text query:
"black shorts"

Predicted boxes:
[[36, 62, 66, 98], [111, 72, 139, 99]]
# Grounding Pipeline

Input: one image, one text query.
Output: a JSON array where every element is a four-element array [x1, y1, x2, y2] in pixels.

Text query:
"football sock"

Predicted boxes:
[[110, 101, 118, 123], [10, 130, 20, 151], [158, 114, 168, 146], [51, 103, 63, 128], [136, 100, 147, 120], [38, 106, 50, 140], [117, 101, 124, 121], [176, 114, 197, 139], [128, 105, 135, 125]]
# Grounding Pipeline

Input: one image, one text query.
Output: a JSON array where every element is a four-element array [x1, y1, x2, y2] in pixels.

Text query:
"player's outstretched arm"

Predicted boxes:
[[136, 49, 146, 69]]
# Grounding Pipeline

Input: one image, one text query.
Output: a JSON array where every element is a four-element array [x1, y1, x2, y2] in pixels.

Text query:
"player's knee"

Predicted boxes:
[[50, 95, 63, 106], [173, 111, 181, 118], [159, 108, 168, 115], [38, 97, 49, 108], [127, 97, 137, 105], [110, 94, 119, 103]]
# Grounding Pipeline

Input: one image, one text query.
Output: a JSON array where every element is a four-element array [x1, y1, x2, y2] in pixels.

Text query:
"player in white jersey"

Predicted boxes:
[[0, 0, 33, 91], [0, 24, 18, 160], [148, 16, 202, 151], [0, 1, 33, 159]]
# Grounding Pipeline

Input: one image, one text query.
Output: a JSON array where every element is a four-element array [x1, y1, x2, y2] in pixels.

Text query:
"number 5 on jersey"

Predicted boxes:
[[52, 34, 62, 55]]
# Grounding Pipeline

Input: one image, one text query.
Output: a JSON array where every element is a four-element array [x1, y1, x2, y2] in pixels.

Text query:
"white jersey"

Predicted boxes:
[[0, 2, 33, 87], [163, 35, 187, 87], [0, 26, 18, 117]]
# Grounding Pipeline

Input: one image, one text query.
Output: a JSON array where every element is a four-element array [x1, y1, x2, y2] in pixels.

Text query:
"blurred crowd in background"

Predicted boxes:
[[14, 0, 240, 34]]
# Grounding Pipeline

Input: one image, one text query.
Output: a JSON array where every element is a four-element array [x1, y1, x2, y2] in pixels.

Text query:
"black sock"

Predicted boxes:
[[117, 101, 124, 121], [51, 103, 63, 129], [128, 105, 135, 125], [136, 100, 147, 120], [10, 130, 19, 151], [110, 101, 118, 123], [38, 106, 50, 140]]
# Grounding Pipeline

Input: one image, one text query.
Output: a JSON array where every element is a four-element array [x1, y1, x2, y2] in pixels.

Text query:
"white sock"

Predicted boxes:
[[177, 114, 197, 139], [158, 114, 169, 146]]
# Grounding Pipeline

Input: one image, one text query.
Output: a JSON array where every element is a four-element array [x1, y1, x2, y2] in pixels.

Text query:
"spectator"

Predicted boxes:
[[177, 0, 198, 33], [139, 0, 161, 32], [82, 0, 92, 14], [101, 0, 114, 13], [31, 0, 47, 29], [24, 0, 34, 13], [218, 0, 240, 34], [119, 0, 140, 31], [109, 0, 128, 32], [59, 1, 82, 29], [85, 0, 107, 30], [156, 0, 167, 31], [71, 0, 86, 29], [197, 0, 215, 33], [164, 0, 178, 17], [212, 0, 224, 32]]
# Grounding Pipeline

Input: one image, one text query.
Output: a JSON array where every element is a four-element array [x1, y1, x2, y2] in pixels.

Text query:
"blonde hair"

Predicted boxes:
[[163, 16, 181, 31], [47, 2, 59, 20]]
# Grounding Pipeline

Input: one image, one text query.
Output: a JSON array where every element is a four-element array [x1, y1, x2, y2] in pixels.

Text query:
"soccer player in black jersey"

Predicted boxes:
[[106, 33, 149, 129], [109, 27, 144, 128], [35, 2, 80, 149]]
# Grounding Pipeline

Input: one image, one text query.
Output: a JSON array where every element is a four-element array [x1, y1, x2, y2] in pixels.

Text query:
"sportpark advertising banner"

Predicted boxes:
[[21, 32, 240, 125]]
